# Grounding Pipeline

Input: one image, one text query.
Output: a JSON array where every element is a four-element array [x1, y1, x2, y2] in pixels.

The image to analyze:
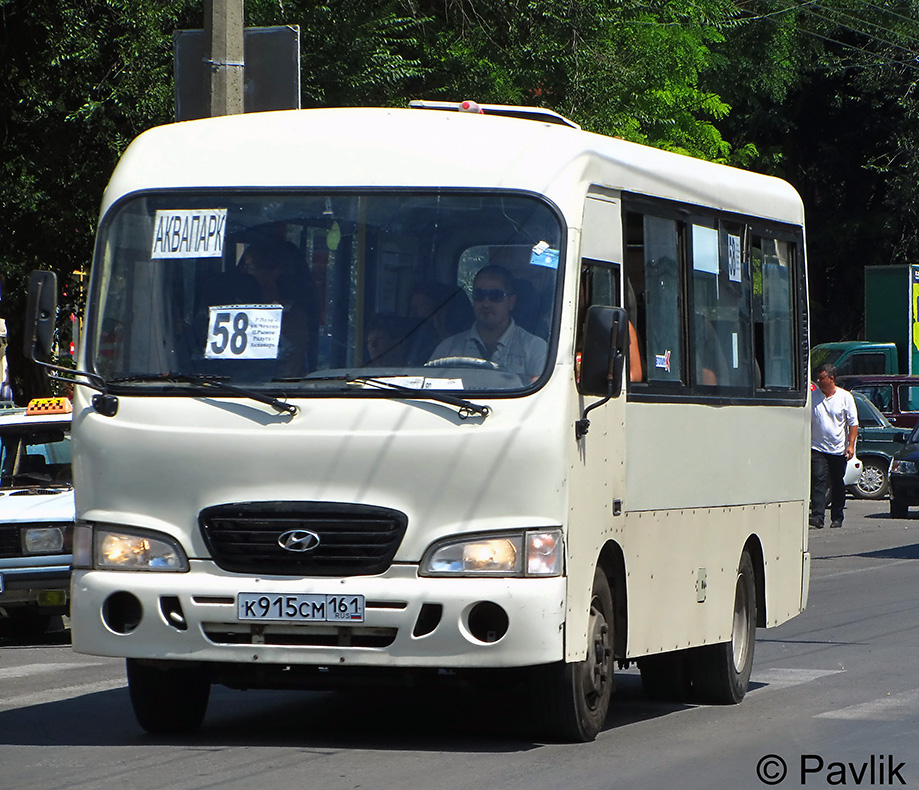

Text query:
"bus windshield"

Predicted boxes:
[[88, 192, 563, 395]]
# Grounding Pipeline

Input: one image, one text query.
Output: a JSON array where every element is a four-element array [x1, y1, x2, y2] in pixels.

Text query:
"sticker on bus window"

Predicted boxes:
[[205, 305, 282, 360], [530, 241, 560, 269], [727, 234, 742, 282], [151, 209, 227, 258]]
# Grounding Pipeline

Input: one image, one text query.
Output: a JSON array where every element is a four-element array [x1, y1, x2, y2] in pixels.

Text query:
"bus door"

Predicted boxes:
[[565, 192, 629, 661]]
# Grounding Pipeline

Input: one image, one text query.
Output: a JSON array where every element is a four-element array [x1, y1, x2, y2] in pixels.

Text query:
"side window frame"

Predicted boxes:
[[623, 194, 805, 405]]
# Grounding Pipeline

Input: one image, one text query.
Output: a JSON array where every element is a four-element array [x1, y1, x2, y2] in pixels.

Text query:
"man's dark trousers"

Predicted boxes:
[[810, 449, 847, 526]]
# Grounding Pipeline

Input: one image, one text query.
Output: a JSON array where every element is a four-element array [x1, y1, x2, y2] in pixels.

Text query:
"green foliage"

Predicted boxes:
[[0, 1, 196, 396], [401, 0, 745, 161], [709, 0, 919, 342], [246, 0, 428, 105]]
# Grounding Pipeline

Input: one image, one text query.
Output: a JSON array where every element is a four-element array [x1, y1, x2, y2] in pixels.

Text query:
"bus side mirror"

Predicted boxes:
[[24, 270, 58, 361], [579, 305, 627, 398]]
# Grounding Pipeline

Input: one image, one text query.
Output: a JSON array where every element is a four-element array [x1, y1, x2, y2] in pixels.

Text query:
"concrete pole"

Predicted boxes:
[[205, 0, 244, 116]]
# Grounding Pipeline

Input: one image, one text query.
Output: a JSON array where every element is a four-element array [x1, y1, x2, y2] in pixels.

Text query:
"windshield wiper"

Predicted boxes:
[[10, 473, 71, 488], [290, 375, 490, 419], [108, 374, 298, 415]]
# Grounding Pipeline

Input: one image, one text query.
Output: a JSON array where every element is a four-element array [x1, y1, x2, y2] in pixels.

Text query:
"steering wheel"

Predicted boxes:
[[424, 356, 500, 370]]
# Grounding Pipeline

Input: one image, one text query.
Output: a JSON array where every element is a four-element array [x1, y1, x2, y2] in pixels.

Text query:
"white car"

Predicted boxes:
[[0, 398, 74, 634]]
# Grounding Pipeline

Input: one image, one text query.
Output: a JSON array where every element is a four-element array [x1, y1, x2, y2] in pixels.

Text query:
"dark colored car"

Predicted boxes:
[[887, 422, 919, 517], [848, 392, 911, 499], [837, 374, 919, 429]]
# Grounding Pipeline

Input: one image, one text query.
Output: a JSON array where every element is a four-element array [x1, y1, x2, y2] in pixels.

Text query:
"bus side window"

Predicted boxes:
[[625, 212, 684, 385], [752, 236, 796, 389], [690, 221, 752, 391]]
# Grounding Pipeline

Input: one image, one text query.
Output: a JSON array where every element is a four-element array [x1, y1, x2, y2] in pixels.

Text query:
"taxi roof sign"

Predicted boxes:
[[26, 397, 72, 415]]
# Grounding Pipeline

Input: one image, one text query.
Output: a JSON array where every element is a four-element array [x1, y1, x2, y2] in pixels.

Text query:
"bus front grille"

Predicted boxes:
[[199, 501, 408, 576]]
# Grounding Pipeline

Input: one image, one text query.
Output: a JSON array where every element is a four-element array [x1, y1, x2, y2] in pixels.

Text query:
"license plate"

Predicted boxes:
[[237, 593, 365, 623]]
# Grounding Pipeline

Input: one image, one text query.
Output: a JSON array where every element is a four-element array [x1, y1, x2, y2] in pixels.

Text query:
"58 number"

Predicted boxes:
[[210, 311, 249, 356]]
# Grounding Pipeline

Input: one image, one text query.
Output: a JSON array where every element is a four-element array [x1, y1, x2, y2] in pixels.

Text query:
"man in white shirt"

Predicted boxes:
[[429, 265, 547, 383], [810, 363, 859, 528]]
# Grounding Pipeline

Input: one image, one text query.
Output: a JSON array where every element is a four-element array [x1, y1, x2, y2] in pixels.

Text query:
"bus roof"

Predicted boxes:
[[101, 106, 804, 227]]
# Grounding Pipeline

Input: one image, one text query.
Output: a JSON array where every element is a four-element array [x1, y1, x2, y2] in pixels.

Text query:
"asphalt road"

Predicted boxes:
[[1, 497, 918, 790]]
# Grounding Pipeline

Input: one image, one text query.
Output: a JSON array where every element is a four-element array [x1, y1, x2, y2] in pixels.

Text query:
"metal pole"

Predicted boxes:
[[205, 0, 244, 116]]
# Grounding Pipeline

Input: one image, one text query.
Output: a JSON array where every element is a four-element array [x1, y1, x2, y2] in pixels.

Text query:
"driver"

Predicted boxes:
[[429, 265, 547, 381]]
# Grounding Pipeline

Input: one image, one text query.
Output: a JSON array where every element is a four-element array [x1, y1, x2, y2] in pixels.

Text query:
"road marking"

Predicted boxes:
[[816, 687, 919, 721], [0, 663, 107, 681], [751, 667, 845, 691], [0, 679, 126, 711], [814, 557, 915, 581]]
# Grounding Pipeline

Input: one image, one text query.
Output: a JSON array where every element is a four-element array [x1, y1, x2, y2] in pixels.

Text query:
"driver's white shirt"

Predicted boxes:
[[430, 319, 547, 381]]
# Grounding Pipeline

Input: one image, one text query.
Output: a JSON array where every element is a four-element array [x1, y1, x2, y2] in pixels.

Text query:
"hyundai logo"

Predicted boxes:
[[277, 529, 321, 553]]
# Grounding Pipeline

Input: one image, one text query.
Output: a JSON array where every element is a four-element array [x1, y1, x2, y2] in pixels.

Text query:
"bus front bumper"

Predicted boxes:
[[70, 562, 566, 669]]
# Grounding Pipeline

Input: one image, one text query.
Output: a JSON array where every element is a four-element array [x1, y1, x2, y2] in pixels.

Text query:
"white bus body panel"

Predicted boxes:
[[72, 107, 809, 670], [101, 109, 804, 228]]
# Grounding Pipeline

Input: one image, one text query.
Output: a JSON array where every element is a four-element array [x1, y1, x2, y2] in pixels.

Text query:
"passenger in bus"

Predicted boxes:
[[577, 267, 643, 383], [404, 282, 474, 364], [429, 265, 547, 381], [365, 313, 411, 366], [238, 239, 317, 374], [694, 313, 729, 386]]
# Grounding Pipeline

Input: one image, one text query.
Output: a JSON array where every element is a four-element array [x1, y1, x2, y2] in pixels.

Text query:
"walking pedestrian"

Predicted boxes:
[[810, 363, 858, 528]]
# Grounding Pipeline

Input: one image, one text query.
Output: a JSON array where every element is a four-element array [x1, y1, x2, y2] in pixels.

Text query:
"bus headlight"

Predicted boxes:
[[420, 529, 563, 577], [75, 523, 189, 572]]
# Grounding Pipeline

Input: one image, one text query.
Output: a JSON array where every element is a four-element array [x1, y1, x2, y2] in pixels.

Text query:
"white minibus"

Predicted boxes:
[[27, 102, 811, 742]]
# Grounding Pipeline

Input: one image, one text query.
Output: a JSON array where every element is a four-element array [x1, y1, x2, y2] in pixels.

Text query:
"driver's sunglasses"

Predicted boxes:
[[473, 288, 508, 302]]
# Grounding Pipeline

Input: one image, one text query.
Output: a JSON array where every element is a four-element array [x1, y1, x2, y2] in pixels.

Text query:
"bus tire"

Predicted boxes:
[[689, 551, 756, 705], [529, 567, 614, 742], [127, 658, 210, 734], [638, 650, 692, 702]]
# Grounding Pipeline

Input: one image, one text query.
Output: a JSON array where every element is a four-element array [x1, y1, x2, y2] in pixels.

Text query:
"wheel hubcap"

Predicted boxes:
[[582, 598, 611, 709], [731, 574, 750, 670], [858, 464, 884, 495]]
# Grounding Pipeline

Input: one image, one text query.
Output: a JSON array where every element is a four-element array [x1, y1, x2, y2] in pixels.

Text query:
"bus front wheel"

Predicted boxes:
[[529, 567, 614, 742], [690, 551, 756, 704], [127, 658, 210, 734]]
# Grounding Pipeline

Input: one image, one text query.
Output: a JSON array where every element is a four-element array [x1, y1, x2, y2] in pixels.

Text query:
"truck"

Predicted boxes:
[[810, 340, 898, 378], [810, 264, 919, 378]]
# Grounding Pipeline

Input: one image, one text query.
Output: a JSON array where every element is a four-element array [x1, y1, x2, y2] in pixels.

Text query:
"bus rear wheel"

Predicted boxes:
[[127, 658, 210, 734], [690, 551, 756, 704], [529, 567, 614, 742]]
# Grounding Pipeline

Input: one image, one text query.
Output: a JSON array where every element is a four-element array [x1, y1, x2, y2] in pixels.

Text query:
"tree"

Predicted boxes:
[[0, 0, 200, 399], [400, 0, 749, 161], [709, 1, 919, 344]]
